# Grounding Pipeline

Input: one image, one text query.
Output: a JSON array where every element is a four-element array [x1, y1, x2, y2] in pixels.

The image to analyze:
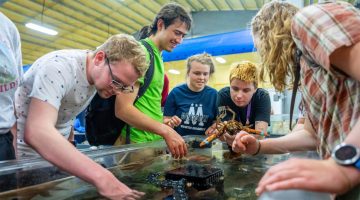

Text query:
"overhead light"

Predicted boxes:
[[25, 23, 58, 36], [215, 57, 226, 64], [168, 69, 180, 75]]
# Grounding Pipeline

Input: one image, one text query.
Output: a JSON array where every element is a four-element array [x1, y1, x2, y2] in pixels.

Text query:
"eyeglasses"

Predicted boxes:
[[105, 57, 134, 93]]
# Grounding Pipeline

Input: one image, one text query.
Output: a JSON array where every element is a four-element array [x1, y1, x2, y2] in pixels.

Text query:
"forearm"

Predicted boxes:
[[292, 123, 304, 132], [259, 129, 317, 154], [344, 119, 360, 147], [116, 105, 168, 137], [26, 125, 108, 186], [330, 159, 360, 193], [341, 119, 360, 188]]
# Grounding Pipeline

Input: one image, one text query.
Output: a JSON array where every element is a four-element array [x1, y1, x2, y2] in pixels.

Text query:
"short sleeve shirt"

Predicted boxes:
[[16, 50, 96, 143], [217, 87, 271, 128], [291, 2, 360, 158], [0, 12, 23, 134], [121, 38, 164, 142], [164, 84, 218, 136]]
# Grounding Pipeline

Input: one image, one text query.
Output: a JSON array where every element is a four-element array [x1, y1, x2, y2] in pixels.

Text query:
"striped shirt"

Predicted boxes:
[[291, 2, 360, 159]]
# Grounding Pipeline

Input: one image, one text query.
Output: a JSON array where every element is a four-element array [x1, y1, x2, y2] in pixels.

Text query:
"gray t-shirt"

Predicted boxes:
[[15, 49, 96, 157], [0, 12, 23, 134]]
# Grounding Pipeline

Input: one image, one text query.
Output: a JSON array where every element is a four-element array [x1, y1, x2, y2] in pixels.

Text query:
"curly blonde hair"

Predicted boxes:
[[251, 1, 299, 91], [94, 34, 148, 76], [186, 53, 215, 75], [229, 61, 258, 88]]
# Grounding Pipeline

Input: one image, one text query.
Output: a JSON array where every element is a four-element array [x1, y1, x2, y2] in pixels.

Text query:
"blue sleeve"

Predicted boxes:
[[163, 89, 176, 117]]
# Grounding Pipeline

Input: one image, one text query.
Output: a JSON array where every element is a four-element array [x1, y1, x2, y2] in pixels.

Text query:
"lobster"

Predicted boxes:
[[200, 106, 267, 147]]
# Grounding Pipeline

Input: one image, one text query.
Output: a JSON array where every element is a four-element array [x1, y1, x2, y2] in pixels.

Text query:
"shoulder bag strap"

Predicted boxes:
[[125, 39, 155, 144], [289, 49, 302, 130]]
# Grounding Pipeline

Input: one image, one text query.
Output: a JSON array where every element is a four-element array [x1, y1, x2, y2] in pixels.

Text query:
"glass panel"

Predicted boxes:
[[0, 136, 319, 199]]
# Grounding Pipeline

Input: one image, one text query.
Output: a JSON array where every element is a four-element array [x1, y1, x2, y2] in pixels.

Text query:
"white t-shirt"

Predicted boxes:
[[15, 49, 96, 157], [0, 12, 23, 134]]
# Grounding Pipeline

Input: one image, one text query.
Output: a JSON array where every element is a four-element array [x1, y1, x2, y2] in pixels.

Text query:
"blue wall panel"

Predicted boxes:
[[162, 29, 254, 62]]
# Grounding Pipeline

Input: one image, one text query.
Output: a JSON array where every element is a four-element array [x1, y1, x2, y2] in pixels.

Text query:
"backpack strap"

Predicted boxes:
[[289, 49, 320, 130], [125, 39, 155, 144], [137, 39, 155, 98], [289, 49, 302, 130]]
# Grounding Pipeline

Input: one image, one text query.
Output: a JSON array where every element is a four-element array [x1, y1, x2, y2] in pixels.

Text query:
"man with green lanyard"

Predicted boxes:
[[114, 3, 192, 159]]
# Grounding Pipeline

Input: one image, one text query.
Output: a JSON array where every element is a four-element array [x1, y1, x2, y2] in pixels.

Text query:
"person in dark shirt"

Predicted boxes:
[[207, 61, 271, 147], [164, 53, 217, 136]]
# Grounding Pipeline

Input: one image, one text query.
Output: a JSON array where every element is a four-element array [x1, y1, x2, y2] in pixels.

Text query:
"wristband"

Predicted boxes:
[[252, 140, 261, 156]]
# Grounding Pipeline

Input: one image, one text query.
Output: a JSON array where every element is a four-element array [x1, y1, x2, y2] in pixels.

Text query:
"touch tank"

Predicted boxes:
[[0, 135, 328, 200]]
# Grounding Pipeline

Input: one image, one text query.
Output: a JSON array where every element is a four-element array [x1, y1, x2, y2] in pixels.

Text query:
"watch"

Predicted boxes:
[[332, 143, 360, 169]]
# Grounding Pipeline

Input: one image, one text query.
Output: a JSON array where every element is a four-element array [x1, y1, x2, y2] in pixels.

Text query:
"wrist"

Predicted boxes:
[[158, 123, 170, 138], [330, 159, 360, 193], [93, 168, 114, 189]]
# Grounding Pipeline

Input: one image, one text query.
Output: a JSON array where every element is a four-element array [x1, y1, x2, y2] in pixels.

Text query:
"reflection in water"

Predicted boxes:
[[0, 141, 289, 200]]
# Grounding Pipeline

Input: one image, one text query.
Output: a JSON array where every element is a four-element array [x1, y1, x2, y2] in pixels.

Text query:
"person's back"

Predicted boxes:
[[0, 12, 23, 161]]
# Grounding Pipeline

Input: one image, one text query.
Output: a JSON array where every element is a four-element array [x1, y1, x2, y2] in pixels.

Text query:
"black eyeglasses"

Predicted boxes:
[[106, 57, 134, 93]]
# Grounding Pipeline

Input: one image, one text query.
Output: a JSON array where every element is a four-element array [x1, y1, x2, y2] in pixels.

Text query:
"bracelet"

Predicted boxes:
[[252, 140, 261, 156]]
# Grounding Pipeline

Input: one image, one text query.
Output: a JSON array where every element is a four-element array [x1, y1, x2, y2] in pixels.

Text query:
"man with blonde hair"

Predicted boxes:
[[15, 34, 147, 199], [213, 61, 271, 148]]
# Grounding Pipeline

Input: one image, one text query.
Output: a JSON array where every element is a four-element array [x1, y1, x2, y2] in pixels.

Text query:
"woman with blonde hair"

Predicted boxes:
[[232, 1, 360, 198], [163, 53, 217, 136]]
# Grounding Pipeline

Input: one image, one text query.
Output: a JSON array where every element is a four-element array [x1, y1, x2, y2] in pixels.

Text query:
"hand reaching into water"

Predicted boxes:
[[255, 158, 360, 196], [96, 170, 145, 200]]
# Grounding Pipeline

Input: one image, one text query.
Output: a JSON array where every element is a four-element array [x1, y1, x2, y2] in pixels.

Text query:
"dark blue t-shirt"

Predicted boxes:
[[217, 87, 271, 128], [164, 84, 218, 136]]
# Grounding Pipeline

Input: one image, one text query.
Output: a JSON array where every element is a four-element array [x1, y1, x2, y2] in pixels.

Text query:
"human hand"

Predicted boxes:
[[164, 116, 181, 128], [255, 158, 360, 196], [162, 125, 187, 159], [224, 133, 237, 146], [96, 171, 145, 200], [205, 122, 217, 136], [231, 131, 259, 154], [205, 122, 221, 141], [205, 121, 230, 141]]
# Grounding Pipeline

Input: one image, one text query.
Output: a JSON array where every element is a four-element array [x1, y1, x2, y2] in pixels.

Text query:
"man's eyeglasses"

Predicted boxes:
[[105, 57, 134, 93]]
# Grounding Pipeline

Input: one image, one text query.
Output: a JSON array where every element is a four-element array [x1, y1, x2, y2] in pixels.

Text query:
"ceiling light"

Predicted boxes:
[[168, 69, 180, 75], [215, 57, 226, 64], [25, 23, 58, 36]]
